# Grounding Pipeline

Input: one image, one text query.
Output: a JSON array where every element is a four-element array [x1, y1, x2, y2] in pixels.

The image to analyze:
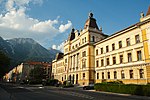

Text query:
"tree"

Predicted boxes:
[[29, 65, 44, 84], [0, 51, 10, 78]]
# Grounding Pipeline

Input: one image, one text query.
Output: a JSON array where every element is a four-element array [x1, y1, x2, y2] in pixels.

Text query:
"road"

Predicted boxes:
[[0, 83, 150, 100]]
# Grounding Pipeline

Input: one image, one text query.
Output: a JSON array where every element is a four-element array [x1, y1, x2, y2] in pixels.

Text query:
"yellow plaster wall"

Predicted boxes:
[[142, 29, 150, 62]]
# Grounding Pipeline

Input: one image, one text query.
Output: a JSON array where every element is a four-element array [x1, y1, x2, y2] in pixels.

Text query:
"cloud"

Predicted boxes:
[[5, 0, 43, 11], [32, 0, 43, 5], [52, 42, 64, 52], [0, 0, 3, 3], [57, 42, 64, 52], [52, 45, 57, 49], [30, 19, 59, 33], [0, 0, 72, 48], [59, 20, 72, 33]]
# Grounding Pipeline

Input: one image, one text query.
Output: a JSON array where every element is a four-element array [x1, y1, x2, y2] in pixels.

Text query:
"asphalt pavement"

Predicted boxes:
[[0, 83, 150, 100]]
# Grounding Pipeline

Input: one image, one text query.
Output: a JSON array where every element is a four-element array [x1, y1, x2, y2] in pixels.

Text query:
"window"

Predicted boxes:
[[76, 74, 78, 84], [119, 41, 122, 48], [69, 75, 71, 81], [82, 60, 86, 68], [101, 48, 103, 54], [82, 51, 86, 57], [126, 38, 130, 46], [112, 43, 115, 51], [114, 71, 117, 79], [70, 56, 72, 68], [101, 59, 104, 66], [72, 75, 75, 84], [96, 49, 98, 55], [85, 37, 86, 42], [137, 50, 142, 61], [75, 44, 78, 48], [83, 73, 85, 79], [113, 56, 116, 64], [77, 53, 79, 67], [97, 73, 99, 79], [62, 77, 63, 81], [73, 56, 75, 68], [65, 59, 67, 63], [106, 46, 109, 52], [128, 53, 132, 62], [106, 58, 109, 65], [139, 69, 144, 78], [102, 72, 104, 79], [120, 55, 123, 64], [107, 72, 110, 79], [121, 70, 125, 79], [65, 48, 68, 52], [129, 70, 133, 79], [82, 38, 84, 44], [92, 36, 95, 42], [96, 60, 99, 67], [135, 34, 140, 43]]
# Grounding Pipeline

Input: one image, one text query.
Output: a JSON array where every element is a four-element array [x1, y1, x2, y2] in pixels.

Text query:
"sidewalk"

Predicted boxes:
[[0, 87, 10, 100], [87, 90, 150, 100], [49, 85, 150, 100]]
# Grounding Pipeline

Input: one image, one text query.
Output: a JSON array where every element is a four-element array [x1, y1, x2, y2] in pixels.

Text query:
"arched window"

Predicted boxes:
[[76, 74, 78, 84], [72, 74, 74, 84]]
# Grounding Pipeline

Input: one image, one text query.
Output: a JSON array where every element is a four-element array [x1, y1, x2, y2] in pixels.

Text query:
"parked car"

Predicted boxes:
[[83, 84, 94, 90]]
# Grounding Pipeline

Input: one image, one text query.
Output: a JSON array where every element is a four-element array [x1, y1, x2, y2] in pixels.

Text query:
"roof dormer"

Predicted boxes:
[[68, 28, 75, 41]]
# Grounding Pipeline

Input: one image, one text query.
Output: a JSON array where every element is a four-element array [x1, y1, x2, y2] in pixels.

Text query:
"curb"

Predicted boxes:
[[87, 90, 150, 100]]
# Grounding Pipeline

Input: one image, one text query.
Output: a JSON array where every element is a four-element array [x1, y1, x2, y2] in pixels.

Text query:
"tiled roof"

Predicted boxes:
[[146, 6, 150, 16], [84, 17, 99, 30], [68, 28, 75, 41], [56, 53, 64, 60]]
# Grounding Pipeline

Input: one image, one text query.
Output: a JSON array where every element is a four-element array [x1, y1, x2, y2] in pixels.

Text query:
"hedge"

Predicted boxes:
[[94, 83, 150, 96], [42, 79, 60, 86], [62, 81, 74, 88]]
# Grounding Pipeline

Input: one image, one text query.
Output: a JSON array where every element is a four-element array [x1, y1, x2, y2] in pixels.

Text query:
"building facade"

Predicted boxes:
[[52, 7, 150, 86], [4, 62, 52, 83]]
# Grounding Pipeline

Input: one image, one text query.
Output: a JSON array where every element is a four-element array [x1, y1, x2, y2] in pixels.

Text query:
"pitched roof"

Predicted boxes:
[[146, 6, 150, 16], [84, 13, 99, 30], [68, 28, 75, 41], [55, 53, 64, 60]]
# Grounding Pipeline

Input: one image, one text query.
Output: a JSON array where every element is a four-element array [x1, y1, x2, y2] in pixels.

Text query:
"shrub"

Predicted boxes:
[[62, 81, 74, 88], [94, 83, 150, 96], [107, 80, 123, 84], [46, 79, 59, 86], [29, 79, 42, 84]]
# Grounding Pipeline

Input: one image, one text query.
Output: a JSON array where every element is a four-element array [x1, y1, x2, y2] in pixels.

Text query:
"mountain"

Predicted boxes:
[[0, 37, 60, 69], [0, 37, 14, 57], [48, 47, 61, 55]]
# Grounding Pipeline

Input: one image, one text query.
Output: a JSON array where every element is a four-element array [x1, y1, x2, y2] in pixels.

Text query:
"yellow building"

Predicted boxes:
[[52, 7, 150, 85]]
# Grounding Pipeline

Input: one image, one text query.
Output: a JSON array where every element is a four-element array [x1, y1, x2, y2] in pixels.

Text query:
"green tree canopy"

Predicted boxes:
[[0, 51, 10, 78], [29, 65, 44, 82]]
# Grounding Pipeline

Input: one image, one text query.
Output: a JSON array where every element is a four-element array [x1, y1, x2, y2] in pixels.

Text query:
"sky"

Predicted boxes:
[[0, 0, 150, 52]]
